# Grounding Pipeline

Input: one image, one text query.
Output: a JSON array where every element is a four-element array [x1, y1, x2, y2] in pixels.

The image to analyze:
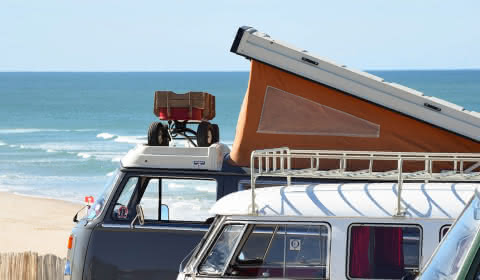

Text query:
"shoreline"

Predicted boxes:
[[0, 192, 82, 258]]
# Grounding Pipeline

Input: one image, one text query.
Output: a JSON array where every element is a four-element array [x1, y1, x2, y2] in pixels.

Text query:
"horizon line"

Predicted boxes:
[[1, 68, 480, 73]]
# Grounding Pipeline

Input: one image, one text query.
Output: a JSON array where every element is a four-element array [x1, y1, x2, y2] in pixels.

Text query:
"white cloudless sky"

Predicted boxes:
[[1, 0, 479, 71]]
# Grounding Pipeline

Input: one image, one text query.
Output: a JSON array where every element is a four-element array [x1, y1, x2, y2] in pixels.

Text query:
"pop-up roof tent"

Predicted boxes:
[[229, 26, 480, 168]]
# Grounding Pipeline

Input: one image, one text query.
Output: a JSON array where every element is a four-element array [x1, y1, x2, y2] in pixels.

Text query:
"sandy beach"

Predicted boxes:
[[0, 192, 82, 258]]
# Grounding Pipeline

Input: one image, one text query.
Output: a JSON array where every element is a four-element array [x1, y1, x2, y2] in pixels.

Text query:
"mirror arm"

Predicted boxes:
[[73, 205, 90, 223], [130, 215, 138, 229]]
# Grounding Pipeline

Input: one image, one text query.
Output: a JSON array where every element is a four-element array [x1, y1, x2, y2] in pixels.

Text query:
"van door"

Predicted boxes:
[[83, 175, 219, 280]]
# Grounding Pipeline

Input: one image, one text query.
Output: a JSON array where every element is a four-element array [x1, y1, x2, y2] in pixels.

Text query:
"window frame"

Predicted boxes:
[[198, 223, 249, 276], [110, 175, 141, 222], [108, 175, 218, 224], [439, 224, 451, 242], [346, 223, 423, 280], [195, 221, 332, 279]]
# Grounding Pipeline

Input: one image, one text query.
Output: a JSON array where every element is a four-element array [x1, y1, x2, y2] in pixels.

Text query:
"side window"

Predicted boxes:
[[348, 224, 421, 279], [227, 224, 330, 279], [111, 177, 216, 223], [199, 224, 246, 275], [161, 178, 217, 222], [439, 225, 451, 241], [285, 225, 329, 279], [139, 178, 160, 220], [112, 177, 139, 220]]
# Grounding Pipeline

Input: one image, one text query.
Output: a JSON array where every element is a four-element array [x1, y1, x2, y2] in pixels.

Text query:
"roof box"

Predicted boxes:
[[121, 143, 230, 171], [229, 26, 480, 167]]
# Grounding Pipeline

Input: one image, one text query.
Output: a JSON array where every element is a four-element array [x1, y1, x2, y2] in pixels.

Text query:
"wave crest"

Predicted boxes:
[[77, 152, 92, 159], [114, 136, 146, 144], [96, 132, 116, 140], [0, 128, 95, 134]]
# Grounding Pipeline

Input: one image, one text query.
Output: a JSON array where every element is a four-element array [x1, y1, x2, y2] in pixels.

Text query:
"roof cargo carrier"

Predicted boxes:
[[148, 91, 219, 148], [229, 26, 480, 168]]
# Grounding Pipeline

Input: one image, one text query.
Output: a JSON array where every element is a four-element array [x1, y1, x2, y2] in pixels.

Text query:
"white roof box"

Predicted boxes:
[[121, 143, 230, 171], [230, 26, 480, 141]]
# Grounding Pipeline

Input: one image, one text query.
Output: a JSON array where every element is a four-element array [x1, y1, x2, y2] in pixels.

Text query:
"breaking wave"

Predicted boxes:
[[0, 128, 95, 134], [77, 152, 92, 159], [96, 132, 116, 140], [114, 135, 147, 144]]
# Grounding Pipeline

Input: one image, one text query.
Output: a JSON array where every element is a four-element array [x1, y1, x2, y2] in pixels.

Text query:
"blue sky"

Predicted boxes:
[[1, 1, 479, 71]]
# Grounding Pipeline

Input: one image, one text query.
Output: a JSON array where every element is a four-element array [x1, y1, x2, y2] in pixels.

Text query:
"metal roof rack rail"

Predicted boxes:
[[249, 147, 480, 217]]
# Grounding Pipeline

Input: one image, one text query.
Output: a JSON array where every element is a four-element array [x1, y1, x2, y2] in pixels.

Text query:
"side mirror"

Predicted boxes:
[[130, 204, 145, 229], [73, 205, 89, 223]]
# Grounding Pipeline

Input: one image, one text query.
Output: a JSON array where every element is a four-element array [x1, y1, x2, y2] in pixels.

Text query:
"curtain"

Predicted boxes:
[[349, 226, 371, 278], [373, 227, 404, 278]]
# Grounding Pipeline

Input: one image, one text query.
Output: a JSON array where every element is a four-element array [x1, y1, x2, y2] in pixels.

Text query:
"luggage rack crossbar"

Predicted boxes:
[[249, 147, 480, 217]]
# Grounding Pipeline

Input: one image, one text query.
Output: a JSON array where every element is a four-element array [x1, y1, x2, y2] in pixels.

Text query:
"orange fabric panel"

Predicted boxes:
[[230, 60, 480, 167], [257, 86, 380, 137]]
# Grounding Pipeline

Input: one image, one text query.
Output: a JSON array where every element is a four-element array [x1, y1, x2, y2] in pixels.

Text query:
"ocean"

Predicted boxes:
[[0, 70, 479, 203]]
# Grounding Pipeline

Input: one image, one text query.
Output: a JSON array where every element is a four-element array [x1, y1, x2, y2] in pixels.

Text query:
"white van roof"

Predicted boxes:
[[210, 183, 477, 219]]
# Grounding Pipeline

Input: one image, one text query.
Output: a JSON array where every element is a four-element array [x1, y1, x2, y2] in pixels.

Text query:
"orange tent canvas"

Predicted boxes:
[[229, 60, 480, 168]]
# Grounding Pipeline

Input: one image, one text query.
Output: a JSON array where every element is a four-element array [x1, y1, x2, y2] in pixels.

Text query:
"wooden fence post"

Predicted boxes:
[[0, 252, 65, 280]]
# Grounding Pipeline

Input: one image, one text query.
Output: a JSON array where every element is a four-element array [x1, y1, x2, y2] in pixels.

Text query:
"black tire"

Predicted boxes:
[[197, 121, 213, 147], [211, 124, 220, 144], [148, 122, 169, 146]]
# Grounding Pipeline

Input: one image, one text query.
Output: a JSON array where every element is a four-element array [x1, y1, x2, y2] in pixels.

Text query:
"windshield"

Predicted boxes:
[[85, 170, 121, 220], [418, 192, 480, 279]]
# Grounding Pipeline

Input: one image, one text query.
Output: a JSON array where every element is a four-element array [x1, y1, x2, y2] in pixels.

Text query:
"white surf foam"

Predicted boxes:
[[111, 156, 122, 162], [0, 128, 96, 134], [0, 140, 6, 146], [0, 174, 111, 203], [166, 182, 187, 189], [97, 132, 117, 140], [195, 186, 216, 193], [77, 152, 92, 159], [114, 135, 147, 144]]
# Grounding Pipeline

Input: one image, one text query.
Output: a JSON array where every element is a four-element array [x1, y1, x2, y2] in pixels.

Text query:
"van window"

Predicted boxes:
[[439, 225, 451, 241], [161, 178, 217, 222], [112, 177, 139, 220], [139, 178, 160, 220], [348, 224, 421, 279], [199, 224, 246, 275], [222, 223, 330, 279], [111, 177, 216, 223]]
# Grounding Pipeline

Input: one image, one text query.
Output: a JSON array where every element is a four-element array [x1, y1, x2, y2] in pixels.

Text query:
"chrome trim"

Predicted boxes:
[[221, 224, 249, 276], [101, 223, 208, 232], [192, 216, 227, 275]]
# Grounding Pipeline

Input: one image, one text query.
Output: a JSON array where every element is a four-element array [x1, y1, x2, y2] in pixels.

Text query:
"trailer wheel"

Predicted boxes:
[[148, 122, 169, 146], [211, 124, 220, 144], [197, 121, 214, 147]]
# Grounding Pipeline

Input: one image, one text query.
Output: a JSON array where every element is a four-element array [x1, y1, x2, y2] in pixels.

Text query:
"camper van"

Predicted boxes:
[[65, 26, 480, 279], [176, 148, 480, 280], [414, 189, 480, 279]]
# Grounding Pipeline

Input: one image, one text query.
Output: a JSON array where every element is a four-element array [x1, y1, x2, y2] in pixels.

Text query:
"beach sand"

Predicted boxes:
[[0, 192, 82, 258]]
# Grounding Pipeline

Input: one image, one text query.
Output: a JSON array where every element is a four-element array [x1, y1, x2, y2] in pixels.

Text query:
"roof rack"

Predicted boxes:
[[249, 147, 480, 216]]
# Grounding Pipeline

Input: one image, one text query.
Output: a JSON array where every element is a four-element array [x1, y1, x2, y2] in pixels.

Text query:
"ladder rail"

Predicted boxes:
[[249, 148, 480, 216]]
